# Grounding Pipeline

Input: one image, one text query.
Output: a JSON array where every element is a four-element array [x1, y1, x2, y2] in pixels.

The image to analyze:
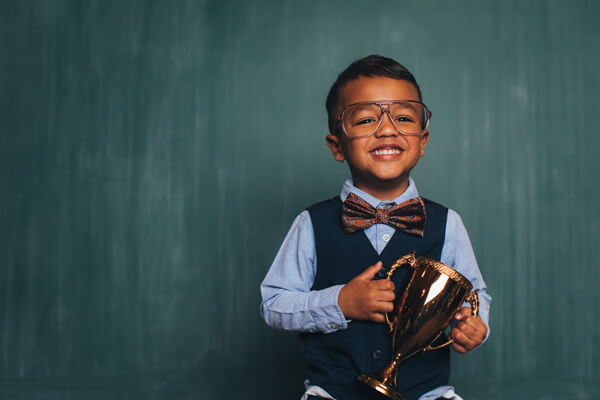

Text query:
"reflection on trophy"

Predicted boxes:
[[357, 252, 479, 400]]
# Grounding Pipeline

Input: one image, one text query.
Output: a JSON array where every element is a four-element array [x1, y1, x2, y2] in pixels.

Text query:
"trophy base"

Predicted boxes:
[[357, 374, 404, 400]]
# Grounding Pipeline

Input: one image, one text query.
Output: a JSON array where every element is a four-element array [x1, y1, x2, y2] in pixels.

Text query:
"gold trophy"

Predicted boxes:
[[357, 253, 480, 400]]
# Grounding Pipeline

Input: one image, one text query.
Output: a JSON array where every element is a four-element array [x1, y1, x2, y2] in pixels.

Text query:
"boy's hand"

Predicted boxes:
[[338, 261, 395, 323], [450, 307, 487, 354]]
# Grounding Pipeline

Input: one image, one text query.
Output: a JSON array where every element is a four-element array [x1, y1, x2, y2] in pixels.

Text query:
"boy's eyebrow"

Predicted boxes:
[[349, 104, 376, 111], [391, 103, 423, 113]]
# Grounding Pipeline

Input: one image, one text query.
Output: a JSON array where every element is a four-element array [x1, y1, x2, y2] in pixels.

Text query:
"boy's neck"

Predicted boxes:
[[353, 176, 410, 201]]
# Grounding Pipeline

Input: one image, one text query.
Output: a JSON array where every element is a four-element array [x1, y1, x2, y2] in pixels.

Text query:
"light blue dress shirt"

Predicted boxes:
[[260, 178, 491, 400]]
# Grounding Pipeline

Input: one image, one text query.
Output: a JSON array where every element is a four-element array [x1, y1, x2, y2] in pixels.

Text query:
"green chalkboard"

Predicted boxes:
[[1, 1, 599, 399]]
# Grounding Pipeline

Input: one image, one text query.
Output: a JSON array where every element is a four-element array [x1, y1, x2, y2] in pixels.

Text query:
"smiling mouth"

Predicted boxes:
[[370, 146, 404, 156]]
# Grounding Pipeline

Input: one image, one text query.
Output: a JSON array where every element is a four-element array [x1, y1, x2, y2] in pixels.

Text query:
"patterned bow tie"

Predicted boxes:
[[342, 192, 426, 237]]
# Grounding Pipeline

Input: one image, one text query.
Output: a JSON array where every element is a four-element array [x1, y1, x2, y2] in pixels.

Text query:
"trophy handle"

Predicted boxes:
[[424, 289, 480, 352], [385, 252, 417, 279], [466, 289, 480, 317], [384, 252, 417, 332]]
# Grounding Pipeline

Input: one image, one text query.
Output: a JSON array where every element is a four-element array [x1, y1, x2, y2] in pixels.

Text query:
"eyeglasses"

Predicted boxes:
[[337, 100, 431, 138]]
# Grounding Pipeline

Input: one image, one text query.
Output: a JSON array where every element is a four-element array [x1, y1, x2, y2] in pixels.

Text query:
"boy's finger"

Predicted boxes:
[[461, 315, 482, 330], [451, 327, 475, 349], [455, 321, 477, 338], [451, 341, 469, 354], [374, 300, 395, 313], [463, 317, 487, 342], [373, 279, 395, 291], [370, 312, 386, 323], [357, 261, 383, 281], [376, 290, 395, 302]]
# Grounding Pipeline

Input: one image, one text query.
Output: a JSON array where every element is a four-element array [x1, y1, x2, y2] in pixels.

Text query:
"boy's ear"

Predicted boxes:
[[326, 134, 346, 162], [419, 130, 429, 157]]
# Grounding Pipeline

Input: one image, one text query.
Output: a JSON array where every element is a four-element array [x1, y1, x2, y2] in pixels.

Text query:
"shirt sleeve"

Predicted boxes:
[[260, 210, 348, 334], [441, 209, 492, 342]]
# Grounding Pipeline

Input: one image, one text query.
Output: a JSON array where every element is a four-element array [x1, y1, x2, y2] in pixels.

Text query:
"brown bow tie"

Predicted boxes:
[[341, 192, 426, 237]]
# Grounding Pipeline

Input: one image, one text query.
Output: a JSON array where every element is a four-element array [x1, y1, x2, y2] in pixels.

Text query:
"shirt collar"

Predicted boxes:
[[340, 177, 420, 209]]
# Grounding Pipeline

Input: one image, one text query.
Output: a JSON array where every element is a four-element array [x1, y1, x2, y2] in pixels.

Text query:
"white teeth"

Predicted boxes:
[[373, 148, 402, 155]]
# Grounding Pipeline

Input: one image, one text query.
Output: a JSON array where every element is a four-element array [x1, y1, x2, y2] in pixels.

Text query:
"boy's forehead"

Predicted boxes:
[[338, 76, 420, 110]]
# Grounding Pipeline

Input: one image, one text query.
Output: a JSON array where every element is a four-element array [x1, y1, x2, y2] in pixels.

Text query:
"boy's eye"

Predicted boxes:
[[355, 118, 377, 125], [394, 115, 414, 123]]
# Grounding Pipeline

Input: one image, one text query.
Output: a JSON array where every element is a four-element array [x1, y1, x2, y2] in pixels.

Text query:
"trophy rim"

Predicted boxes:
[[417, 256, 473, 292]]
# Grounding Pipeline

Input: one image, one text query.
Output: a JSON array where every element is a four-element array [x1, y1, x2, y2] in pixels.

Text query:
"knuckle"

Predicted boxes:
[[451, 343, 465, 354], [451, 329, 463, 341]]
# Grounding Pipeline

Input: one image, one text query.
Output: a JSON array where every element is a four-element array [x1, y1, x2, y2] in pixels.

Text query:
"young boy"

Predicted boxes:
[[260, 55, 491, 400]]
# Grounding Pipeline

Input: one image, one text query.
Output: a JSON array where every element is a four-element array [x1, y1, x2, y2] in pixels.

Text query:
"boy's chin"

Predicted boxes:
[[354, 173, 411, 193], [370, 170, 411, 184]]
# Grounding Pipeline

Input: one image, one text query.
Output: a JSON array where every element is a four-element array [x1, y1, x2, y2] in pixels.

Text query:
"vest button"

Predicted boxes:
[[377, 268, 387, 278], [372, 349, 383, 360]]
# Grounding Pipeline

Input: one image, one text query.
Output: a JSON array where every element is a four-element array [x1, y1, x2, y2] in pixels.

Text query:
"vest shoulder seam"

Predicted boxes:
[[306, 196, 341, 212], [422, 197, 448, 211]]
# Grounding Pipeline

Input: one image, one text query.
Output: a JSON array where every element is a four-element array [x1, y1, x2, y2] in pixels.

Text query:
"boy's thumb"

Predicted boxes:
[[358, 261, 383, 281]]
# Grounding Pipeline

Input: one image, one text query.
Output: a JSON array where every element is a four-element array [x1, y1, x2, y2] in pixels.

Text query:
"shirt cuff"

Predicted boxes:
[[309, 284, 348, 334]]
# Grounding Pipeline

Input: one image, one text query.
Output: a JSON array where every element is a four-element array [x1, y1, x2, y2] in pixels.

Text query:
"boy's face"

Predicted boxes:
[[326, 76, 429, 199]]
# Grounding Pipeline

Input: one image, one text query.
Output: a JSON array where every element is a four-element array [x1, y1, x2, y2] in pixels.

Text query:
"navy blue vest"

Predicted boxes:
[[302, 196, 450, 400]]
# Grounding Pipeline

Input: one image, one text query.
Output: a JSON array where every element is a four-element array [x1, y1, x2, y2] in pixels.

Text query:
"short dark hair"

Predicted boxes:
[[325, 55, 423, 134]]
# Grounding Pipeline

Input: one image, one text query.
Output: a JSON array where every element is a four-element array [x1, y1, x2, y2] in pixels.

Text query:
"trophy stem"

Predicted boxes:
[[357, 354, 404, 400], [378, 357, 399, 387]]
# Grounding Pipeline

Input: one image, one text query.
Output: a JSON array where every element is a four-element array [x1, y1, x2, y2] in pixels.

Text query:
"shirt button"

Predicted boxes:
[[382, 233, 391, 242], [330, 323, 338, 329], [372, 349, 383, 360]]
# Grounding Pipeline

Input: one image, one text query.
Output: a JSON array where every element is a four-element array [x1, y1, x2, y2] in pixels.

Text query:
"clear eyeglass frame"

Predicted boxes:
[[336, 100, 432, 138]]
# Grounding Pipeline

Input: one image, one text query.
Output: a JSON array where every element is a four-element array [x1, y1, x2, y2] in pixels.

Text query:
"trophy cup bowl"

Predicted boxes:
[[357, 253, 479, 400]]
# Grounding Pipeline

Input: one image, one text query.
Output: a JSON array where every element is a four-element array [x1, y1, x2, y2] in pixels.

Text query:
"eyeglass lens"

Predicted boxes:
[[342, 101, 426, 137]]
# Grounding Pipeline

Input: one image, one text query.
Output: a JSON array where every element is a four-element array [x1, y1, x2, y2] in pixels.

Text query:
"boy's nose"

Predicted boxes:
[[374, 110, 399, 137]]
